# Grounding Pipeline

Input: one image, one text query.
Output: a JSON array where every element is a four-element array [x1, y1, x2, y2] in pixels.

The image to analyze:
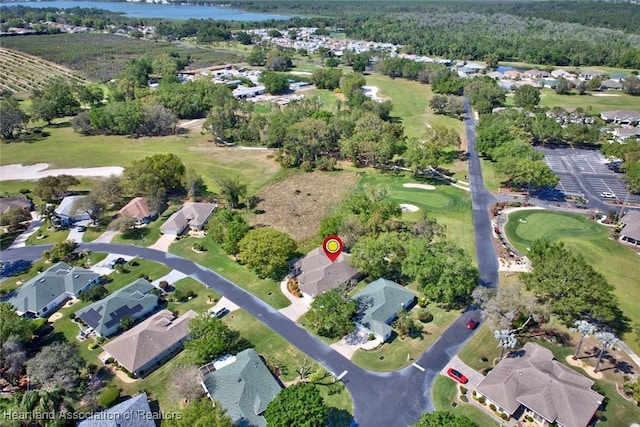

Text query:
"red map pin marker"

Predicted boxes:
[[322, 235, 343, 263]]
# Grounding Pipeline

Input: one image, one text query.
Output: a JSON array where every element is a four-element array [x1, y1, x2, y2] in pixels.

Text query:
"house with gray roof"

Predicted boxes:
[[0, 195, 33, 215], [77, 393, 155, 427], [116, 197, 157, 225], [199, 348, 282, 427], [160, 202, 216, 236], [103, 309, 197, 377], [600, 110, 640, 125], [76, 278, 158, 337], [53, 195, 90, 228], [600, 79, 623, 90], [6, 262, 100, 317], [475, 342, 604, 427], [620, 210, 640, 248], [291, 247, 362, 298], [351, 278, 416, 341]]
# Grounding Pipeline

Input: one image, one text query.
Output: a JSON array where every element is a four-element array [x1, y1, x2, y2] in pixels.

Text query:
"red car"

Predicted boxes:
[[447, 368, 468, 384], [466, 318, 479, 330]]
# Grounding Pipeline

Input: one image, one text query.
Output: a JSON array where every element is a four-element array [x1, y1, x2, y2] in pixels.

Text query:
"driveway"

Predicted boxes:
[[67, 221, 90, 243], [441, 355, 485, 390], [8, 216, 42, 249], [92, 230, 118, 243], [278, 276, 311, 321], [148, 234, 176, 251], [152, 270, 187, 288]]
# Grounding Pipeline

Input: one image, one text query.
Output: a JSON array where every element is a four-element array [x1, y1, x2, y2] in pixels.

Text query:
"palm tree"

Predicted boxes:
[[494, 329, 518, 361], [571, 319, 597, 360], [594, 331, 620, 372]]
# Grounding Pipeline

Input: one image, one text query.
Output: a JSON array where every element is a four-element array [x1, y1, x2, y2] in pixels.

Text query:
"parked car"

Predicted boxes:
[[600, 192, 617, 199], [77, 225, 87, 232], [447, 368, 468, 384], [107, 257, 126, 268], [211, 307, 230, 318], [466, 318, 479, 330]]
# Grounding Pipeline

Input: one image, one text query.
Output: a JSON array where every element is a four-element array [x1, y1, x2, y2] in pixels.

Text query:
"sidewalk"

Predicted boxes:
[[8, 214, 42, 249]]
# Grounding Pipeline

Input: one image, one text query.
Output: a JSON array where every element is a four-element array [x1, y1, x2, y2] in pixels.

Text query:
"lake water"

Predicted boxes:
[[4, 1, 292, 20]]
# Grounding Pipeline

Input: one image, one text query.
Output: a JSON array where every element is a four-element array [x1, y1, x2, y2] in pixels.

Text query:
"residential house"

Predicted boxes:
[[160, 202, 216, 236], [6, 262, 100, 317], [600, 110, 640, 125], [0, 195, 33, 215], [291, 247, 362, 299], [613, 127, 640, 141], [76, 278, 159, 337], [116, 197, 158, 225], [619, 210, 640, 247], [524, 69, 551, 79], [351, 278, 416, 341], [600, 79, 623, 91], [579, 70, 602, 80], [504, 70, 522, 80], [103, 309, 197, 377], [77, 393, 155, 427], [475, 342, 604, 427], [199, 348, 282, 427], [53, 195, 90, 228], [551, 69, 574, 79], [487, 71, 505, 80]]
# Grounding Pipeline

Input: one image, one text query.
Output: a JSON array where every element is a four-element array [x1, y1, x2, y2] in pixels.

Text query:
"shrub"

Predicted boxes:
[[97, 386, 120, 408], [478, 396, 486, 405], [417, 297, 428, 308], [499, 413, 509, 421], [104, 357, 114, 365], [368, 333, 375, 341], [489, 403, 496, 411], [460, 395, 468, 402], [524, 415, 534, 422], [459, 386, 467, 395], [159, 280, 169, 290], [88, 342, 98, 350], [69, 313, 76, 320], [192, 242, 206, 252], [418, 310, 433, 323]]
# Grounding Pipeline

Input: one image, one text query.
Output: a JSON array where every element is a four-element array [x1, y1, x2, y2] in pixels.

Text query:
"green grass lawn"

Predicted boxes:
[[351, 303, 460, 371], [457, 325, 502, 372], [169, 237, 290, 309], [538, 88, 640, 114], [357, 171, 475, 259], [479, 159, 504, 193], [82, 225, 106, 243], [364, 74, 464, 140], [167, 277, 220, 315], [112, 205, 180, 247], [25, 222, 70, 245], [431, 375, 500, 427], [504, 210, 640, 353], [0, 120, 281, 194]]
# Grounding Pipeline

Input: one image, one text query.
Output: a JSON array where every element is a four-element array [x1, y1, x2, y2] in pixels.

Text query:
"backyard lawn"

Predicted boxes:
[[431, 375, 500, 427], [25, 223, 70, 245], [504, 209, 640, 353], [169, 237, 290, 309], [357, 171, 475, 259]]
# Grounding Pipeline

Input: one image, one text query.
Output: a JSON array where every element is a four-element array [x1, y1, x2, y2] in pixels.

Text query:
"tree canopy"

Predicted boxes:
[[34, 175, 80, 201], [307, 288, 358, 338], [122, 153, 186, 197], [166, 398, 233, 427], [412, 411, 478, 427], [0, 96, 29, 140], [26, 342, 85, 391], [237, 228, 297, 279], [184, 314, 248, 365], [264, 383, 329, 427]]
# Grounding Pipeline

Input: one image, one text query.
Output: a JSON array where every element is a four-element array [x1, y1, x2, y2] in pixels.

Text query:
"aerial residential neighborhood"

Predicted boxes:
[[1, 1, 640, 426]]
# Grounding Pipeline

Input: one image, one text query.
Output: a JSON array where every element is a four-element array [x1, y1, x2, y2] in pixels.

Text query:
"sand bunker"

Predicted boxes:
[[0, 163, 124, 181], [362, 86, 387, 102], [400, 203, 420, 213], [403, 183, 436, 190]]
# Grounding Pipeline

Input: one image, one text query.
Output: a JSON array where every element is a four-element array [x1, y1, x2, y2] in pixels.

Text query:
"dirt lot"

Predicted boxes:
[[250, 171, 360, 242]]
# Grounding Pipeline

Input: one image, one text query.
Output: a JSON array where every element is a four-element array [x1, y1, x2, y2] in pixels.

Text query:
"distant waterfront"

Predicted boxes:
[[2, 1, 292, 20]]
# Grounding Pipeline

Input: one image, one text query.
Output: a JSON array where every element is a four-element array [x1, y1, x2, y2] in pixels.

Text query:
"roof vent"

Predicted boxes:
[[74, 275, 80, 278], [39, 278, 46, 283]]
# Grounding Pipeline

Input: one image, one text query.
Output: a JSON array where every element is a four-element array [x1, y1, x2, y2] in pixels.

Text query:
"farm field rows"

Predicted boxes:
[[0, 47, 87, 94]]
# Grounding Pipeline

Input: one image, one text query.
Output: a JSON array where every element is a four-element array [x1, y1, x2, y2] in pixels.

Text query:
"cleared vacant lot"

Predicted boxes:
[[251, 170, 360, 243]]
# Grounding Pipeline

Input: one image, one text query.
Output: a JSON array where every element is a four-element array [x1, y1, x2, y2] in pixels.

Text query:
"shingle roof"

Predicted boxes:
[[76, 279, 158, 337], [55, 195, 91, 220], [117, 197, 156, 220], [160, 202, 216, 235], [103, 309, 197, 374], [292, 248, 361, 297], [7, 262, 99, 316], [475, 342, 603, 427], [201, 349, 282, 427], [352, 278, 415, 338], [0, 196, 32, 215], [621, 210, 640, 241], [77, 393, 155, 427], [600, 110, 640, 123]]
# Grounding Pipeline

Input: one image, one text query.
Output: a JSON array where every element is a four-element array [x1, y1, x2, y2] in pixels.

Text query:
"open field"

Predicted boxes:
[[351, 302, 460, 371], [538, 89, 640, 114], [0, 120, 281, 194], [364, 74, 465, 140], [0, 33, 244, 82], [504, 210, 640, 353], [357, 171, 475, 259], [169, 237, 290, 309], [431, 375, 500, 427], [0, 48, 87, 95], [250, 170, 360, 243]]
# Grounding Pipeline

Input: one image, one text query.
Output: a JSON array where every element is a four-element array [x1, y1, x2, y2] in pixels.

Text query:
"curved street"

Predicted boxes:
[[0, 100, 499, 426]]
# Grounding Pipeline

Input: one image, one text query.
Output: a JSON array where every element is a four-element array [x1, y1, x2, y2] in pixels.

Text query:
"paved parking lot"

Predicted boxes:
[[539, 147, 640, 204]]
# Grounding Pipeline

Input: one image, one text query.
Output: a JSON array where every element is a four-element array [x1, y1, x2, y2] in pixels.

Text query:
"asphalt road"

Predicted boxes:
[[1, 99, 499, 426]]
